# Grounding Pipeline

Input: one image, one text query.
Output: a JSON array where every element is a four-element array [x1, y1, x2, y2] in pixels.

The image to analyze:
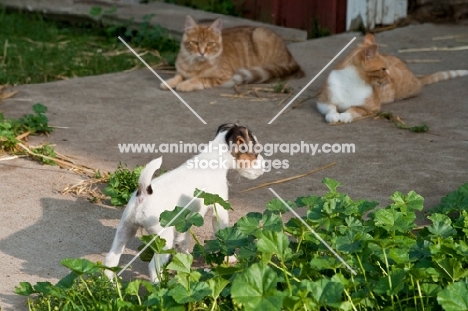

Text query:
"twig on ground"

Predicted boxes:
[[0, 155, 21, 161], [15, 131, 30, 141], [398, 45, 468, 53], [432, 34, 468, 41], [405, 59, 441, 63], [17, 142, 100, 177], [61, 177, 108, 203], [240, 162, 336, 193]]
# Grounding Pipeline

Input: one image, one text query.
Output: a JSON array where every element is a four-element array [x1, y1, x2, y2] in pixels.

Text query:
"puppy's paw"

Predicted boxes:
[[225, 255, 238, 265], [104, 270, 116, 282]]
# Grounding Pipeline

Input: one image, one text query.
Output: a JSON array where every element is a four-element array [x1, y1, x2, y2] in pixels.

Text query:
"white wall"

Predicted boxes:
[[346, 0, 408, 31]]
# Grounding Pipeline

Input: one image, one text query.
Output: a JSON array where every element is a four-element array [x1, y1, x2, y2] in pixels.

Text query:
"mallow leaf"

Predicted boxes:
[[427, 213, 457, 238], [160, 206, 204, 232], [231, 263, 284, 311], [437, 281, 468, 311], [195, 188, 232, 210]]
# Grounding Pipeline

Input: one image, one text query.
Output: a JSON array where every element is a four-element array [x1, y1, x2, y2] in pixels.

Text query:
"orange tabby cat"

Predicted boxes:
[[160, 16, 304, 92], [317, 34, 468, 123]]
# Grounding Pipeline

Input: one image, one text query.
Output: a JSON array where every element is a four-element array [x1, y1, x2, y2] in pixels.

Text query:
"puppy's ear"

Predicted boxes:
[[216, 123, 237, 135], [235, 135, 246, 146]]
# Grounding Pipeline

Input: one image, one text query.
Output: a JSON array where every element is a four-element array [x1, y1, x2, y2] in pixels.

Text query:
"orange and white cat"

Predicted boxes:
[[317, 34, 468, 123], [160, 15, 304, 92]]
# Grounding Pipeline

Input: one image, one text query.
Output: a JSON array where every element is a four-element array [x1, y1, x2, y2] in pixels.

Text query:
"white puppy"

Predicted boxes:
[[105, 123, 264, 282]]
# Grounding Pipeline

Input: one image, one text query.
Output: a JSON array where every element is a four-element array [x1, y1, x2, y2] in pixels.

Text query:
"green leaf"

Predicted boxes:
[[160, 206, 204, 233], [236, 212, 262, 236], [215, 226, 252, 254], [434, 258, 468, 282], [125, 279, 141, 296], [295, 195, 321, 209], [434, 183, 468, 214], [336, 234, 363, 254], [389, 190, 424, 213], [302, 278, 344, 307], [207, 276, 230, 299], [266, 198, 294, 214], [32, 103, 47, 114], [14, 282, 35, 296], [372, 208, 415, 232], [261, 212, 283, 232], [55, 271, 79, 290], [138, 234, 176, 262], [355, 199, 379, 215], [166, 253, 193, 274], [256, 231, 292, 261], [60, 258, 100, 275], [427, 213, 457, 238], [437, 281, 468, 311], [388, 248, 410, 264], [168, 282, 211, 304], [373, 268, 407, 296], [195, 188, 232, 210], [322, 178, 341, 192], [310, 256, 343, 271], [231, 263, 284, 311]]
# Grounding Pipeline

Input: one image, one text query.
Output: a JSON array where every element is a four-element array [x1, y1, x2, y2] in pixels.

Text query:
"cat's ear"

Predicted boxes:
[[363, 44, 378, 60], [363, 33, 375, 45], [209, 18, 223, 33], [185, 15, 197, 30]]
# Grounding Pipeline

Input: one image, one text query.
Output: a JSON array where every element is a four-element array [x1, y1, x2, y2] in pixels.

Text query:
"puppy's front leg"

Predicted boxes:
[[147, 226, 175, 283], [105, 222, 138, 280], [212, 206, 237, 264], [212, 205, 229, 232]]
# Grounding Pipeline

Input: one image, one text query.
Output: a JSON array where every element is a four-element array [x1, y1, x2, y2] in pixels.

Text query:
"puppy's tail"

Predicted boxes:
[[136, 157, 162, 202]]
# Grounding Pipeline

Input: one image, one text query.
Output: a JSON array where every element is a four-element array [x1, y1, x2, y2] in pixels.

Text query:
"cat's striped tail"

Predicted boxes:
[[223, 64, 305, 87], [419, 70, 468, 85]]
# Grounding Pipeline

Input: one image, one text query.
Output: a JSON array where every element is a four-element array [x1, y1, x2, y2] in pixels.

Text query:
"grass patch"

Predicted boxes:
[[0, 9, 179, 85]]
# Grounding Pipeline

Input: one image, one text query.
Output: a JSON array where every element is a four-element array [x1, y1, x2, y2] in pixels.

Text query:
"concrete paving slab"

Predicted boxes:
[[0, 0, 307, 42], [1, 22, 468, 310]]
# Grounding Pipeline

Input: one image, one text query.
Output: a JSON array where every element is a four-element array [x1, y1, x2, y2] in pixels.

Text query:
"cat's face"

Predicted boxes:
[[182, 16, 223, 62], [357, 34, 391, 86]]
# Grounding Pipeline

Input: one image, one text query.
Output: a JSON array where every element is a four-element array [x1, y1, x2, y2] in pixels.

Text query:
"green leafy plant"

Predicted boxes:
[[103, 163, 167, 206], [103, 163, 143, 206], [31, 144, 57, 165], [378, 112, 429, 133], [1, 103, 54, 157], [16, 180, 468, 310]]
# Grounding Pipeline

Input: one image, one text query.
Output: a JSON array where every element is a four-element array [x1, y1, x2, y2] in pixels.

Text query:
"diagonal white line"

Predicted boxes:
[[268, 187, 357, 275], [117, 188, 206, 276], [268, 36, 356, 124], [118, 36, 207, 125]]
